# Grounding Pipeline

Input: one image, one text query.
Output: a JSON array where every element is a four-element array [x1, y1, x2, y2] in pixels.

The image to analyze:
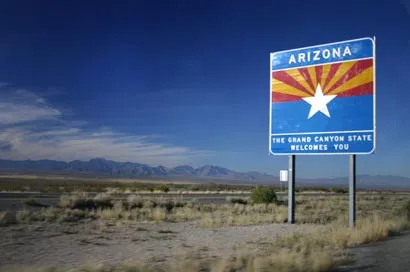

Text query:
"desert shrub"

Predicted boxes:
[[331, 187, 348, 194], [228, 197, 248, 205], [15, 207, 88, 223], [126, 195, 144, 209], [311, 186, 331, 192], [59, 193, 113, 210], [23, 198, 48, 207], [156, 184, 170, 193], [251, 187, 278, 204], [0, 211, 17, 226], [397, 200, 410, 219]]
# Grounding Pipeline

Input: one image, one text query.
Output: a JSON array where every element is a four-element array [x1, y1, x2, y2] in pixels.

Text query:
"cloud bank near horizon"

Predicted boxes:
[[0, 84, 214, 166]]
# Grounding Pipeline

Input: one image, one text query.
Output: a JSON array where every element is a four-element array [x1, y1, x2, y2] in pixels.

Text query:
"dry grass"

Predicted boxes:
[[2, 192, 410, 228], [200, 204, 288, 227], [3, 193, 202, 225], [204, 213, 410, 272], [1, 214, 407, 272], [1, 195, 410, 272]]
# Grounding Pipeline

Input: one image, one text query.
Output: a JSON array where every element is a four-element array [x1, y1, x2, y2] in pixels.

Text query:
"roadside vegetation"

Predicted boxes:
[[1, 185, 410, 272], [1, 187, 409, 228], [1, 205, 409, 272]]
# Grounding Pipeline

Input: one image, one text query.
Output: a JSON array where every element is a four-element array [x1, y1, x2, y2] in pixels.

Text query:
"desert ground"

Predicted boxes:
[[1, 177, 410, 272]]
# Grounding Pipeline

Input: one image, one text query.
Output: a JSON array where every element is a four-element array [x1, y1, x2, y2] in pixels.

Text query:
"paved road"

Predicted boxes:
[[334, 231, 410, 272], [0, 192, 249, 199], [1, 192, 409, 212], [2, 192, 408, 199], [0, 192, 249, 211]]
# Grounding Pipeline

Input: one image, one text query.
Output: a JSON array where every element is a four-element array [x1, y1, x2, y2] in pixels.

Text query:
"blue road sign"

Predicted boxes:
[[269, 37, 376, 155]]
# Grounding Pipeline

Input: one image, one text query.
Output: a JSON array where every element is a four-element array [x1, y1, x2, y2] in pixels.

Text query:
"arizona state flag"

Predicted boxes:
[[269, 38, 375, 155]]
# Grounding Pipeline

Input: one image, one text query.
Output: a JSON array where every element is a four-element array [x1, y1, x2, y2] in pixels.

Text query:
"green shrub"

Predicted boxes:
[[229, 198, 248, 205], [399, 200, 410, 220], [331, 187, 348, 194], [156, 184, 170, 193], [23, 198, 48, 207], [251, 187, 278, 204]]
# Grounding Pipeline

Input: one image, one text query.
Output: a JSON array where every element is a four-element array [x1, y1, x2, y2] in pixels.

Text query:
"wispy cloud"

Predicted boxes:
[[0, 86, 214, 166], [0, 89, 61, 125]]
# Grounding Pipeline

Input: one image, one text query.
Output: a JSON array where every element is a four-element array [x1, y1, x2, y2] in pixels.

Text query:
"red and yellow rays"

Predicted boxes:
[[271, 59, 374, 103]]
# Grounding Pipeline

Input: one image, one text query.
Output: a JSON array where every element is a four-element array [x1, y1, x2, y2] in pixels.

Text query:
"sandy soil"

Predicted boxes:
[[0, 220, 326, 270]]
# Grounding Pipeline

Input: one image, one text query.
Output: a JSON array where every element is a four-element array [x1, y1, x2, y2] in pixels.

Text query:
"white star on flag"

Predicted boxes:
[[302, 84, 337, 119]]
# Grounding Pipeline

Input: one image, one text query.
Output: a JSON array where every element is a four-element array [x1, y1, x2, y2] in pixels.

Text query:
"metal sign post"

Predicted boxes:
[[349, 154, 356, 228], [279, 172, 282, 192], [288, 155, 295, 224], [270, 37, 376, 227]]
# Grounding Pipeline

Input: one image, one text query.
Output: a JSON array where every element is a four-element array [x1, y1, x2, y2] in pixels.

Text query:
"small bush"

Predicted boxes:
[[126, 195, 144, 209], [331, 187, 348, 194], [251, 187, 278, 204], [398, 200, 410, 219], [311, 186, 331, 192], [156, 184, 170, 193], [59, 193, 113, 210], [23, 198, 48, 207], [228, 197, 248, 205]]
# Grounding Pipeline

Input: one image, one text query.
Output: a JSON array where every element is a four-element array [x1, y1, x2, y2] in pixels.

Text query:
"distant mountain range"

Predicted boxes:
[[0, 158, 409, 189], [0, 158, 273, 182]]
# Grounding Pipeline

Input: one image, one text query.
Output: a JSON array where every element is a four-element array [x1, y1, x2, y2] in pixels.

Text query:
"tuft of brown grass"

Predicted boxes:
[[200, 203, 288, 227], [59, 193, 113, 210], [15, 207, 89, 224], [0, 211, 17, 226]]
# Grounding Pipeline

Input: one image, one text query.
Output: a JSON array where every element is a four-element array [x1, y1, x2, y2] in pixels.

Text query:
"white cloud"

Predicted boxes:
[[0, 89, 61, 125], [0, 87, 214, 166]]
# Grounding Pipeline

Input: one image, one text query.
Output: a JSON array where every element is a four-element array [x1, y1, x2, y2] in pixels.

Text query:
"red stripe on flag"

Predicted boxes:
[[297, 68, 315, 91], [336, 82, 374, 98], [326, 59, 373, 94], [272, 92, 302, 103], [323, 63, 342, 90], [272, 71, 312, 96]]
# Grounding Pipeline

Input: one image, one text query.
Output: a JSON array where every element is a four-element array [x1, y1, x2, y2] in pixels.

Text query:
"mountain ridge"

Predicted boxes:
[[0, 158, 274, 181], [0, 158, 409, 189]]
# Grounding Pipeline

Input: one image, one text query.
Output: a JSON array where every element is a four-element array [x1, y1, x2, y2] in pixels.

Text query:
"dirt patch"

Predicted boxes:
[[0, 221, 325, 270]]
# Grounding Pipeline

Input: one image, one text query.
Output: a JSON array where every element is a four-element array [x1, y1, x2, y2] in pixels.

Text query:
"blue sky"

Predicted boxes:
[[0, 0, 409, 178]]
